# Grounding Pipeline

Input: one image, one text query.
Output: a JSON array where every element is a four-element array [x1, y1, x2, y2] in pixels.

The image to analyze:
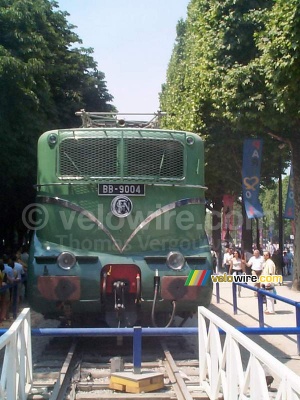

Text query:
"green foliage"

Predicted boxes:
[[160, 0, 300, 286], [0, 0, 115, 249], [160, 0, 279, 203], [260, 175, 293, 242], [255, 0, 300, 129]]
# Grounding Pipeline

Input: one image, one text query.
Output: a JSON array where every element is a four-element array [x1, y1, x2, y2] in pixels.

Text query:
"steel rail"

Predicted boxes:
[[160, 339, 194, 400], [49, 340, 78, 400]]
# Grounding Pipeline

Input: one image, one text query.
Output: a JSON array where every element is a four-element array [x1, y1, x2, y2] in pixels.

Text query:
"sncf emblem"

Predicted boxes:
[[111, 196, 133, 218]]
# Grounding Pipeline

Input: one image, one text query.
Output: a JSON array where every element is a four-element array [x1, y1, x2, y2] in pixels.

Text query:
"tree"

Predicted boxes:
[[254, 0, 300, 289], [260, 175, 293, 245], [0, 0, 115, 250], [160, 0, 281, 261], [216, 0, 300, 289]]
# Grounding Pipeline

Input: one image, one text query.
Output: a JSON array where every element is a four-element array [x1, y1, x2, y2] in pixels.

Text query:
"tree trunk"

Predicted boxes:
[[291, 137, 300, 290], [241, 200, 253, 255]]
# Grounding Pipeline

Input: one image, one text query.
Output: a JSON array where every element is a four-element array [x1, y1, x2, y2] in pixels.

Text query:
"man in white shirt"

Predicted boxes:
[[3, 255, 14, 284], [10, 255, 25, 305], [222, 248, 233, 274], [246, 249, 264, 294]]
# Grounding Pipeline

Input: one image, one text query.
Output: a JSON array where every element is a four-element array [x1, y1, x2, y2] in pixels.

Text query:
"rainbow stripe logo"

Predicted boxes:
[[185, 270, 211, 286]]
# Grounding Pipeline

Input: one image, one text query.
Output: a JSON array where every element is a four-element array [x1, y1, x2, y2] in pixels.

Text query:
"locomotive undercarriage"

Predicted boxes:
[[37, 264, 208, 327], [100, 264, 202, 328]]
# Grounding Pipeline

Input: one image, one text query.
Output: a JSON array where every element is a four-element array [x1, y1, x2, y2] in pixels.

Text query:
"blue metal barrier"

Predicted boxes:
[[1, 322, 300, 372], [1, 325, 300, 372], [232, 282, 300, 355], [133, 326, 142, 373], [215, 282, 220, 303], [0, 326, 300, 337]]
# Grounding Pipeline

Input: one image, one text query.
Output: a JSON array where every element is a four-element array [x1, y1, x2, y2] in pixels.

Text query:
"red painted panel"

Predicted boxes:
[[101, 264, 141, 294], [161, 276, 200, 301], [37, 276, 80, 301]]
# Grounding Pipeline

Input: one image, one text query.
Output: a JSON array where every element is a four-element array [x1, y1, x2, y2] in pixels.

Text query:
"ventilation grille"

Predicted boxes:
[[59, 136, 184, 180], [59, 138, 118, 177]]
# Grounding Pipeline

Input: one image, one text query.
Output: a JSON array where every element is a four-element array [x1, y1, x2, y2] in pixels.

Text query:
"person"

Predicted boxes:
[[266, 241, 275, 256], [272, 249, 283, 283], [246, 249, 264, 295], [8, 255, 25, 310], [0, 261, 10, 323], [229, 250, 245, 297], [9, 255, 24, 280], [17, 246, 29, 266], [223, 247, 233, 274], [261, 251, 276, 314], [2, 254, 14, 283], [286, 248, 293, 275], [243, 250, 253, 275], [16, 248, 28, 299], [210, 248, 217, 274], [283, 251, 289, 276]]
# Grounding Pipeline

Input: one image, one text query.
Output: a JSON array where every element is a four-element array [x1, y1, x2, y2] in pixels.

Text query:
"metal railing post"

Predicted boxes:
[[257, 291, 264, 328], [133, 326, 142, 374], [12, 284, 18, 320], [296, 303, 300, 356], [232, 283, 237, 314], [216, 282, 220, 303]]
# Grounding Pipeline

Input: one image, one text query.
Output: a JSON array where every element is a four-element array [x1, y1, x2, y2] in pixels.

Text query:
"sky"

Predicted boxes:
[[57, 0, 190, 114]]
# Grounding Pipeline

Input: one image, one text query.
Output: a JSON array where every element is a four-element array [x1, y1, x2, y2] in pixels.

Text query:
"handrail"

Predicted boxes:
[[233, 282, 300, 306], [232, 282, 300, 355], [1, 313, 299, 398], [0, 308, 32, 399], [198, 306, 300, 399]]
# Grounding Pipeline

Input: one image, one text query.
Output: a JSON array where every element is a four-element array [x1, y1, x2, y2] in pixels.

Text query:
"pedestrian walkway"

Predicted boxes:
[[209, 276, 300, 376]]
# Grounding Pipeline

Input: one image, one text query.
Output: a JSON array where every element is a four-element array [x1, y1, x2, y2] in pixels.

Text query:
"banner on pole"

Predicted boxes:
[[284, 168, 294, 219], [242, 139, 264, 219]]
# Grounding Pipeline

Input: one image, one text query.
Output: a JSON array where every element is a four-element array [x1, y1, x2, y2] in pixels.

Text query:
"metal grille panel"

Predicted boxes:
[[58, 134, 184, 180], [59, 138, 118, 177], [125, 138, 183, 178]]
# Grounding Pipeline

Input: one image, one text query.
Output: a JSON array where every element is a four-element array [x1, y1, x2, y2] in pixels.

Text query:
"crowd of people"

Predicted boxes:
[[220, 245, 294, 315], [222, 246, 293, 277], [0, 247, 28, 324]]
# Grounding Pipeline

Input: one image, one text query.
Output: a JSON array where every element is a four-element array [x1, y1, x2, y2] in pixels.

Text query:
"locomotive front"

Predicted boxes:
[[28, 114, 213, 327]]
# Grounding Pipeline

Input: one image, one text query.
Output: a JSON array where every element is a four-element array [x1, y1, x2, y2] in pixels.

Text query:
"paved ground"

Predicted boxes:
[[207, 275, 300, 376], [0, 301, 47, 329]]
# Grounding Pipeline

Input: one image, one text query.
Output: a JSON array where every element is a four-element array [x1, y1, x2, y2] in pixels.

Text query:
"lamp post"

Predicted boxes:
[[278, 150, 284, 267], [267, 133, 288, 274]]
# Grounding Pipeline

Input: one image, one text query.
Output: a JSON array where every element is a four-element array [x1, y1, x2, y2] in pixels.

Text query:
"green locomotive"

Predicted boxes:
[[27, 111, 212, 327]]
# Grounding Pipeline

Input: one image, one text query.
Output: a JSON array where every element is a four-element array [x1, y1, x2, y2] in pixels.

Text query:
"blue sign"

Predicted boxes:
[[242, 139, 264, 219]]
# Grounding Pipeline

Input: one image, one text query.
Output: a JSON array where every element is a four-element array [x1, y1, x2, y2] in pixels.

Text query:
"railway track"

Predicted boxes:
[[28, 334, 208, 399]]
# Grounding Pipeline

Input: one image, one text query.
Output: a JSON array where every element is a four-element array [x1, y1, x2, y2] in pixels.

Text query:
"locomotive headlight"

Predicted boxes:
[[166, 251, 185, 270], [186, 136, 195, 145], [48, 133, 58, 147], [57, 252, 76, 270]]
